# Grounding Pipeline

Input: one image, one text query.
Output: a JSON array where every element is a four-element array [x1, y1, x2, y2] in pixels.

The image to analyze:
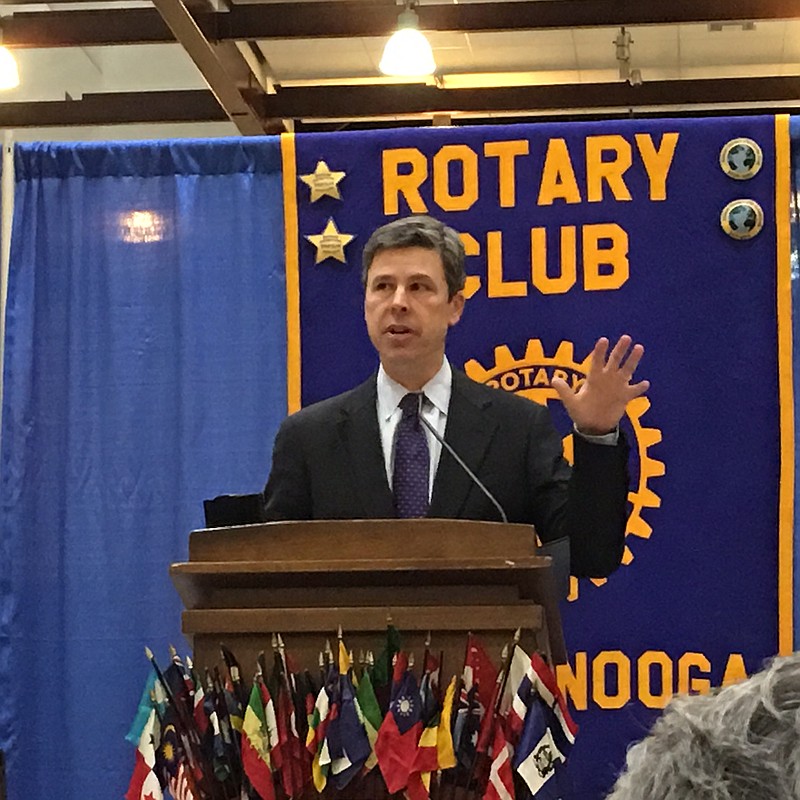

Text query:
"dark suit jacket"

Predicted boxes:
[[263, 369, 629, 577]]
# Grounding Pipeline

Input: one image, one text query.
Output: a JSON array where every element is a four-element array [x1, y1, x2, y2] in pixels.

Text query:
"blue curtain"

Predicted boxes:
[[0, 138, 287, 800]]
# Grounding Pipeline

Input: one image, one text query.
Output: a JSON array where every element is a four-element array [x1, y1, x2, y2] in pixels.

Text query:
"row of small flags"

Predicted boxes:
[[125, 629, 577, 800]]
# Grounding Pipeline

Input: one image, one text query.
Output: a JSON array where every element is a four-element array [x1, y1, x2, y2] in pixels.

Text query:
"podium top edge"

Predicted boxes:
[[191, 518, 533, 535], [187, 518, 538, 563], [170, 555, 553, 573]]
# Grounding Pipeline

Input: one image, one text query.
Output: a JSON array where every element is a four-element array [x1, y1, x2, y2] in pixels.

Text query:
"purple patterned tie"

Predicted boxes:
[[392, 393, 430, 518]]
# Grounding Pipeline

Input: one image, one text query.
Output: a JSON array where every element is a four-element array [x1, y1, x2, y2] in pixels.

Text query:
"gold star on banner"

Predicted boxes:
[[306, 218, 355, 264], [299, 160, 346, 201]]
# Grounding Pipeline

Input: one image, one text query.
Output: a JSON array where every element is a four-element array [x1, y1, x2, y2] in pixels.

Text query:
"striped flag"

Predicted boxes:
[[168, 762, 198, 800], [482, 719, 514, 800], [508, 652, 576, 747]]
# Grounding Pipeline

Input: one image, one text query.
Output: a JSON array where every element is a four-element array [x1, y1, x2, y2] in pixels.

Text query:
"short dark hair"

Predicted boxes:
[[361, 215, 466, 298], [607, 653, 800, 800]]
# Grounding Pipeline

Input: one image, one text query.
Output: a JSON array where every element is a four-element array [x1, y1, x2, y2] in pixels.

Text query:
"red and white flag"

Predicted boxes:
[[482, 719, 515, 800]]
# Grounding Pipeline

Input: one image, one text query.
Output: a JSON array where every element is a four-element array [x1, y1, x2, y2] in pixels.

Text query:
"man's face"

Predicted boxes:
[[364, 246, 464, 387]]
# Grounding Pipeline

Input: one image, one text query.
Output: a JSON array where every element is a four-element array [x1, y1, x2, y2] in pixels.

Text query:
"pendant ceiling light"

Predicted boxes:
[[379, 1, 436, 78], [0, 24, 19, 90]]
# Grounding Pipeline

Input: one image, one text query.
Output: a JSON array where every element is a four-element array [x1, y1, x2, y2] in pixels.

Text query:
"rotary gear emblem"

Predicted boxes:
[[464, 339, 664, 602]]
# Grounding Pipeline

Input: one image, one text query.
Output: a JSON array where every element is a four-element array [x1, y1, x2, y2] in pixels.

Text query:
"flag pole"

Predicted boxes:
[[219, 642, 249, 712], [495, 628, 521, 716], [439, 632, 473, 798], [145, 647, 216, 799], [211, 662, 243, 793], [204, 669, 237, 800], [168, 644, 217, 796], [460, 641, 510, 793], [460, 628, 520, 795]]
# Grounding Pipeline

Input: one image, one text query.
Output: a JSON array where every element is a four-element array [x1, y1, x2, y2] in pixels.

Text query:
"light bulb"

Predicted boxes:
[[379, 7, 436, 77], [0, 46, 19, 90]]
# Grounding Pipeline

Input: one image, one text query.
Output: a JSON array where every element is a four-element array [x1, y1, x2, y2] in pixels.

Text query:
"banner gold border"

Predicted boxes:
[[775, 113, 794, 654], [281, 131, 301, 415]]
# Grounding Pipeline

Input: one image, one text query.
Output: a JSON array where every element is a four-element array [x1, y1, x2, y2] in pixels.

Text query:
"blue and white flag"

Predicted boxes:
[[513, 698, 570, 800]]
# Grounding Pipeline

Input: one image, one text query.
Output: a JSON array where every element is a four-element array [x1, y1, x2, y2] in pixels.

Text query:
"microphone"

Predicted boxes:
[[417, 393, 570, 598], [416, 394, 508, 524]]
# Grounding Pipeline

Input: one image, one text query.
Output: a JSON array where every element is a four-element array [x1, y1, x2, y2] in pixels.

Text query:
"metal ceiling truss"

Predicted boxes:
[[0, 0, 798, 130], [151, 0, 269, 134]]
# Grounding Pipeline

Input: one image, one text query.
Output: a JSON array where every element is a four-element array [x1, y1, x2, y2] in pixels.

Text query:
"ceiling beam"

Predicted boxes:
[[0, 77, 799, 127], [2, 0, 799, 47], [259, 76, 800, 118], [152, 0, 267, 134], [3, 8, 175, 47], [224, 0, 800, 39], [0, 90, 227, 127]]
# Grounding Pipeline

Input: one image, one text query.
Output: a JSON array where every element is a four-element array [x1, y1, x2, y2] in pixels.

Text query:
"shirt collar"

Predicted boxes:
[[377, 359, 452, 421]]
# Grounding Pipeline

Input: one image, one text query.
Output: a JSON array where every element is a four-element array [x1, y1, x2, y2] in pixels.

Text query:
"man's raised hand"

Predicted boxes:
[[552, 335, 650, 435]]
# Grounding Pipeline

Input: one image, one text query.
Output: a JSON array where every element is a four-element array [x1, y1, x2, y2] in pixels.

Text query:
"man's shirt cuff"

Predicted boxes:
[[573, 425, 619, 446]]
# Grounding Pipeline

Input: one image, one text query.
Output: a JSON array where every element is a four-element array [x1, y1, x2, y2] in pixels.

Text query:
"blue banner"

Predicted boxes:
[[283, 116, 793, 796]]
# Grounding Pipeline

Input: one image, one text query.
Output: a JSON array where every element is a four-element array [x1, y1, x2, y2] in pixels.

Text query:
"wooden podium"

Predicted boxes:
[[170, 519, 567, 675]]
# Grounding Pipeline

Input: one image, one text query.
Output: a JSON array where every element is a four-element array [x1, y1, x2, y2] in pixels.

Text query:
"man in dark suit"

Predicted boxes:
[[263, 215, 648, 578]]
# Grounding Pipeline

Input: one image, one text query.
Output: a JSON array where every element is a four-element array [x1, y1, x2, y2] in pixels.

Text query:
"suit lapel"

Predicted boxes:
[[429, 370, 497, 518], [337, 375, 396, 518]]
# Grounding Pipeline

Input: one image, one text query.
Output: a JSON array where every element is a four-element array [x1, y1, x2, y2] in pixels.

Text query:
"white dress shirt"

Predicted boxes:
[[377, 359, 451, 500]]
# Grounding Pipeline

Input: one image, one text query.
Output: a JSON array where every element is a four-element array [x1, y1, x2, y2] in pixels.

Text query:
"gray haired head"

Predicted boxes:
[[361, 215, 466, 299], [606, 654, 800, 800]]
